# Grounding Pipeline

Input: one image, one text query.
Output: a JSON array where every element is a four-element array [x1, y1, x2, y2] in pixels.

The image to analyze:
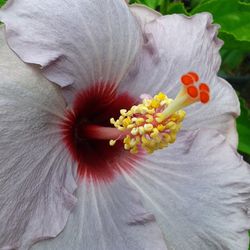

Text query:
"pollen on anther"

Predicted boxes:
[[200, 91, 210, 103], [199, 83, 210, 93], [187, 85, 198, 98], [181, 72, 199, 85], [188, 72, 199, 82]]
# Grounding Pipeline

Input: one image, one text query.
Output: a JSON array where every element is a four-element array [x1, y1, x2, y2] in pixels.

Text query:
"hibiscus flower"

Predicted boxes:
[[0, 0, 250, 249]]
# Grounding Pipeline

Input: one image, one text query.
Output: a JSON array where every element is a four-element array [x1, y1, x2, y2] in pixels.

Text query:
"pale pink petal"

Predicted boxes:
[[225, 118, 238, 147], [0, 27, 77, 249], [183, 78, 240, 147], [122, 129, 250, 250], [0, 0, 141, 94], [120, 13, 239, 147], [130, 4, 162, 26], [31, 177, 168, 250]]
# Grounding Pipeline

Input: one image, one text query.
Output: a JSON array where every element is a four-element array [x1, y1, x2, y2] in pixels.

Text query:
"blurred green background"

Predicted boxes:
[[129, 0, 250, 164]]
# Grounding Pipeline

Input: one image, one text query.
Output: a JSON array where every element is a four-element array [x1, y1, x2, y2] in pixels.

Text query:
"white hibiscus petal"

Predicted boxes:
[[120, 13, 239, 146], [130, 4, 162, 27], [0, 27, 77, 249], [183, 78, 240, 147], [31, 177, 168, 250], [225, 118, 238, 147], [121, 129, 250, 250], [0, 0, 141, 91]]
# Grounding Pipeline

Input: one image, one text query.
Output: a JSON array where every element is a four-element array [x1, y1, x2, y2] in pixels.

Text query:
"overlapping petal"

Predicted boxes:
[[122, 129, 250, 250], [129, 4, 161, 27], [31, 177, 167, 250], [120, 13, 240, 147], [0, 27, 77, 249], [0, 0, 141, 95]]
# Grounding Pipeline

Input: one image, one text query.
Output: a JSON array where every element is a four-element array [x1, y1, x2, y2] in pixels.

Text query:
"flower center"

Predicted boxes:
[[61, 83, 142, 182], [61, 72, 210, 182], [109, 72, 210, 154]]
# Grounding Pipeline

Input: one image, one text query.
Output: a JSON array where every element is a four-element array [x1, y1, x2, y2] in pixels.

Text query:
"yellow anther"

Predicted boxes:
[[154, 135, 161, 143], [160, 100, 167, 106], [148, 109, 156, 115], [146, 114, 153, 119], [133, 107, 141, 114], [146, 114, 153, 123], [150, 128, 159, 138], [130, 138, 137, 147], [140, 107, 149, 114], [141, 135, 149, 144], [135, 136, 141, 143], [117, 126, 125, 131], [110, 89, 188, 154], [166, 121, 176, 129], [124, 144, 131, 150], [124, 136, 130, 144], [138, 126, 145, 135], [109, 140, 116, 146], [118, 117, 124, 122], [151, 99, 160, 108], [143, 99, 152, 107], [127, 124, 135, 129], [157, 92, 166, 101], [120, 109, 127, 116], [110, 118, 116, 124], [127, 110, 132, 116], [144, 123, 153, 132], [122, 117, 131, 127], [163, 133, 171, 142], [135, 118, 144, 125], [131, 127, 138, 136], [131, 106, 137, 113], [170, 133, 177, 143], [130, 147, 138, 154], [155, 117, 161, 123], [177, 110, 186, 121], [157, 124, 165, 132]]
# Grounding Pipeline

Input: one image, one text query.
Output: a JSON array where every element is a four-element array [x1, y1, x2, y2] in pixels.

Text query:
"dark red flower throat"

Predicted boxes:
[[62, 83, 140, 182]]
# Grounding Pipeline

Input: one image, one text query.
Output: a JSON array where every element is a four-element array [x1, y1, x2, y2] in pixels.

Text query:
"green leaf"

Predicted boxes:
[[220, 48, 245, 72], [219, 32, 250, 51], [237, 97, 250, 154], [131, 0, 170, 11], [130, 0, 188, 15], [249, 231, 250, 250], [159, 0, 169, 14], [132, 0, 161, 9], [192, 0, 250, 51], [0, 0, 7, 7], [240, 0, 250, 4], [190, 0, 204, 8], [167, 2, 189, 15]]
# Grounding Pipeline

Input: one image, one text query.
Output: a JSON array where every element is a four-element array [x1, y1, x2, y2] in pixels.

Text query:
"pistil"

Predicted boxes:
[[81, 124, 126, 141], [108, 72, 210, 154], [77, 72, 210, 155], [157, 72, 210, 122]]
